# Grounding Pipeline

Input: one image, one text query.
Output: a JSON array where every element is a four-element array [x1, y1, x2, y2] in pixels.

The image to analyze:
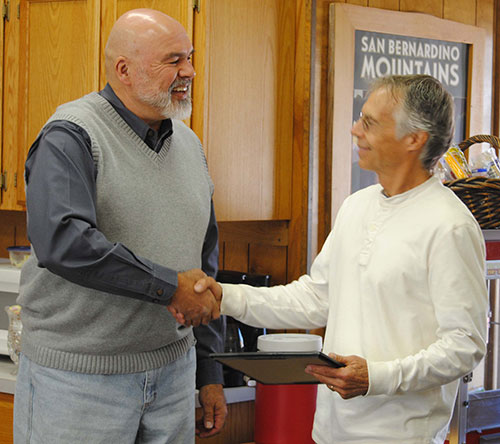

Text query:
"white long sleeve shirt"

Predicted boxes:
[[221, 176, 488, 444]]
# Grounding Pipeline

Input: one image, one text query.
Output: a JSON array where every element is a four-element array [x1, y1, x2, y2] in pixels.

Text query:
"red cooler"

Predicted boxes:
[[254, 334, 323, 444]]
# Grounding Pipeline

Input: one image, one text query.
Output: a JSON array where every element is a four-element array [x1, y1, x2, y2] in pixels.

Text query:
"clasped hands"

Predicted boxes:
[[167, 270, 222, 327], [168, 272, 369, 399]]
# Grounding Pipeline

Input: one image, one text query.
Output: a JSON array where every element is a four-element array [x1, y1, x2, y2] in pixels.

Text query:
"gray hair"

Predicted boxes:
[[370, 75, 454, 171]]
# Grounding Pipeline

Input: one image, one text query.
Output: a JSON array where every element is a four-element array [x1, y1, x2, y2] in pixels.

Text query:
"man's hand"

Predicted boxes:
[[178, 276, 222, 326], [167, 269, 220, 327], [193, 276, 223, 303], [196, 384, 227, 438], [305, 353, 369, 399]]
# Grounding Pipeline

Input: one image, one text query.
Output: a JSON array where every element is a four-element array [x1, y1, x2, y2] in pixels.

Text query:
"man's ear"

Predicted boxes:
[[406, 131, 429, 153], [115, 57, 131, 85]]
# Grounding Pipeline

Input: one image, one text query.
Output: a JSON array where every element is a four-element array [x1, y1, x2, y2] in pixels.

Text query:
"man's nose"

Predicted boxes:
[[351, 119, 361, 136], [179, 60, 196, 79]]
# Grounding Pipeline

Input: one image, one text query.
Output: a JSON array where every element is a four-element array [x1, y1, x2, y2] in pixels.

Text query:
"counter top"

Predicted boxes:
[[0, 355, 16, 394], [0, 261, 21, 293]]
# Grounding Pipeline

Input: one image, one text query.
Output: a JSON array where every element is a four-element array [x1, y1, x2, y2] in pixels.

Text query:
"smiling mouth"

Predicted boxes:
[[172, 86, 189, 93]]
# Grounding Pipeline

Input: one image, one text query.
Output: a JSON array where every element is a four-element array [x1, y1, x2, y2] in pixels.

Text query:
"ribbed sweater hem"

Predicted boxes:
[[21, 331, 195, 375]]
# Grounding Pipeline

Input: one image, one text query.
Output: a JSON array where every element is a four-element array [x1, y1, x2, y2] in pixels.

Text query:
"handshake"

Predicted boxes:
[[167, 269, 223, 327]]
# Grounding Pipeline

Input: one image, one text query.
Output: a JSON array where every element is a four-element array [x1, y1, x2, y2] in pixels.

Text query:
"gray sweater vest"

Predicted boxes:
[[18, 93, 213, 374]]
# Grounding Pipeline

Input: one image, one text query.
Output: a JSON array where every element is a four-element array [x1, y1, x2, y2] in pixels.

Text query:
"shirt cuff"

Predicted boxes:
[[220, 283, 245, 318], [147, 263, 178, 305], [366, 360, 401, 396], [196, 359, 224, 388]]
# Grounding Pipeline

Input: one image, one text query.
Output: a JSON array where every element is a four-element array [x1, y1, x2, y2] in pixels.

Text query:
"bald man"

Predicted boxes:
[[15, 9, 226, 443]]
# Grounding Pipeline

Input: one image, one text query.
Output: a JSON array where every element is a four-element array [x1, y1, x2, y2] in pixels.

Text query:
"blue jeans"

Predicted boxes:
[[14, 348, 196, 444]]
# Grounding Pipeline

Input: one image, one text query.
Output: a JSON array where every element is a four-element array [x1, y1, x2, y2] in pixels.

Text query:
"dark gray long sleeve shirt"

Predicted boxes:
[[24, 83, 224, 387]]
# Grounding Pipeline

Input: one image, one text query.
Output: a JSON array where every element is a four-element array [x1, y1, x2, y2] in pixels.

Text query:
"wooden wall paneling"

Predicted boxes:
[[0, 393, 14, 443], [288, 0, 312, 280], [248, 244, 287, 285], [346, 0, 368, 6], [217, 240, 224, 272], [476, 0, 495, 133], [476, 0, 494, 38], [443, 0, 477, 25], [195, 401, 254, 444], [368, 0, 400, 9], [274, 0, 296, 221], [314, 0, 335, 252], [310, 326, 326, 338], [0, 3, 21, 211], [218, 221, 288, 247], [15, 215, 28, 247], [221, 241, 249, 273], [400, 0, 443, 17], [0, 211, 29, 258], [218, 220, 289, 277], [0, 213, 16, 258]]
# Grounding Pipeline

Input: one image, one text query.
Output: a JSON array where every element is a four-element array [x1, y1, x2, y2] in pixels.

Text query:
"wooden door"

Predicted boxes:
[[13, 0, 100, 208]]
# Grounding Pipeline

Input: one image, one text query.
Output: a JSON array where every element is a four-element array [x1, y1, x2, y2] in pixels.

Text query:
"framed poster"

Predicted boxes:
[[328, 4, 490, 222]]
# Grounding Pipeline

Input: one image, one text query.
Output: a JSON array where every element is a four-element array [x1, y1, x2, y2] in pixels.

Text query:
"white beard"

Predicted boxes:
[[136, 75, 192, 120]]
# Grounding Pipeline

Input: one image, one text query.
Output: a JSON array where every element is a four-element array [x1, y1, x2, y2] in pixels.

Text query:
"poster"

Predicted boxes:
[[351, 30, 470, 192]]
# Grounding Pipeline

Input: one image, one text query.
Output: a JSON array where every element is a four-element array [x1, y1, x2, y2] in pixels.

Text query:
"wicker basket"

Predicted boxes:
[[443, 134, 500, 229]]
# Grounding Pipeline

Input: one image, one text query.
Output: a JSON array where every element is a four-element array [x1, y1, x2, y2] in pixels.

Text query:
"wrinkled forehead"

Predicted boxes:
[[139, 25, 192, 61], [363, 87, 400, 122], [109, 11, 191, 59]]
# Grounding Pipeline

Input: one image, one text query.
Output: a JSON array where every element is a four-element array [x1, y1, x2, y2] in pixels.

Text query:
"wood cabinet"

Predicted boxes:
[[0, 0, 21, 211], [0, 2, 5, 203], [1, 0, 100, 210], [198, 0, 295, 221], [0, 0, 299, 223]]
